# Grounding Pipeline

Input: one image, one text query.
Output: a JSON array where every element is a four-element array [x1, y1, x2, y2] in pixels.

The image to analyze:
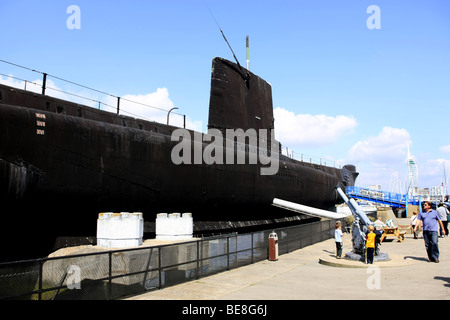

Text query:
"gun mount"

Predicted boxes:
[[336, 187, 390, 262], [336, 187, 372, 255]]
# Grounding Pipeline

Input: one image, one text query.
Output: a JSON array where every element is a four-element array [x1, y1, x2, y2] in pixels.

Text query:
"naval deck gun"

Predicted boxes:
[[336, 187, 373, 255]]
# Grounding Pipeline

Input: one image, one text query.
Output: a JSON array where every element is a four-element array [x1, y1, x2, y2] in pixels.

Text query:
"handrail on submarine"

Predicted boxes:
[[0, 59, 188, 125]]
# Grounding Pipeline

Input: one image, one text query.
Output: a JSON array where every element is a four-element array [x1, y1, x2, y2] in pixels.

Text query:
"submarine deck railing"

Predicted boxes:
[[1, 60, 343, 169], [0, 218, 349, 300], [0, 59, 187, 127], [281, 148, 342, 168]]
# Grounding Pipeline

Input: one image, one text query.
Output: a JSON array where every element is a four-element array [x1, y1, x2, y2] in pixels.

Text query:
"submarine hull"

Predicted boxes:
[[0, 58, 357, 261]]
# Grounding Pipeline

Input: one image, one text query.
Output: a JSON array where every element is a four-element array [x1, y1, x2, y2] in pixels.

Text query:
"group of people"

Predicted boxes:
[[334, 221, 377, 264], [334, 201, 450, 264]]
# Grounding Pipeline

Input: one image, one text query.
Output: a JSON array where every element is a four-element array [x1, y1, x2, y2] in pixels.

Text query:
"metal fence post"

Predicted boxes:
[[322, 221, 325, 242], [142, 248, 153, 287], [38, 259, 43, 300], [41, 73, 47, 95], [226, 236, 230, 270], [196, 240, 200, 279], [251, 233, 254, 264], [158, 247, 162, 289], [108, 252, 112, 300]]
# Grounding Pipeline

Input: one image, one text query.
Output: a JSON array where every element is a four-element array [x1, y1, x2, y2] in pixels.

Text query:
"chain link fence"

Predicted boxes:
[[0, 219, 340, 300]]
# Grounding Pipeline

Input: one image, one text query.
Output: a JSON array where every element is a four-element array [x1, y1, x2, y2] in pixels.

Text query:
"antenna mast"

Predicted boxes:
[[246, 35, 250, 70], [205, 2, 249, 81]]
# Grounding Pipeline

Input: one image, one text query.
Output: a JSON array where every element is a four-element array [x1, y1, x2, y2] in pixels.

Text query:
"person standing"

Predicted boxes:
[[410, 211, 419, 239], [437, 203, 449, 237], [374, 217, 386, 230], [414, 201, 446, 263], [335, 221, 345, 259], [366, 225, 376, 264]]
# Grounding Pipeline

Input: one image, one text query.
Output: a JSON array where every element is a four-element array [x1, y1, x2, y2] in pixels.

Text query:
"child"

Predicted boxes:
[[366, 225, 376, 264], [410, 211, 419, 239], [335, 221, 345, 259]]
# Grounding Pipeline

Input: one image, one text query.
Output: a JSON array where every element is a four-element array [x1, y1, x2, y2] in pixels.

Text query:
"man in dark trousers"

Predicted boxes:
[[414, 201, 446, 263]]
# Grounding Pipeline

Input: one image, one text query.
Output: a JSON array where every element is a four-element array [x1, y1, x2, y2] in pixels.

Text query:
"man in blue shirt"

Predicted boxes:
[[414, 201, 446, 263]]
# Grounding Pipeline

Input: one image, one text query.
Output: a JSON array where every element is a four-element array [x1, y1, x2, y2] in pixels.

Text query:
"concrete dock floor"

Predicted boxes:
[[126, 226, 450, 301]]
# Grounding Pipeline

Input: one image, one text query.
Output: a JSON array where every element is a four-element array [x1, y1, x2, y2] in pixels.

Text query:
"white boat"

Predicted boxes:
[[335, 201, 378, 216]]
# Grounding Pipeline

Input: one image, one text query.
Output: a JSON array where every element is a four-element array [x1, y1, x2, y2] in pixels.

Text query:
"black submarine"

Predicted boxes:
[[0, 57, 358, 262]]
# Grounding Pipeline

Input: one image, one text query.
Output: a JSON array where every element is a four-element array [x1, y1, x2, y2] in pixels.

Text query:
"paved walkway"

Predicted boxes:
[[126, 229, 450, 300]]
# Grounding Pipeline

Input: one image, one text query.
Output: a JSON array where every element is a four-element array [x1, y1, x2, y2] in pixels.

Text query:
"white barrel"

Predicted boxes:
[[97, 212, 144, 248], [156, 212, 193, 240]]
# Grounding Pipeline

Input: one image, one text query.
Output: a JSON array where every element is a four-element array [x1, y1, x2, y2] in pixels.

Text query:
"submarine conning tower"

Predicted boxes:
[[207, 58, 278, 147]]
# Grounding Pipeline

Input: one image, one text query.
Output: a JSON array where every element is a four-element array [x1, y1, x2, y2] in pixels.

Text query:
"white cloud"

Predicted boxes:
[[421, 158, 450, 186], [440, 145, 450, 154], [273, 107, 357, 147], [106, 88, 201, 131], [0, 75, 51, 96], [1, 75, 101, 108], [348, 129, 450, 189], [348, 127, 411, 165], [348, 127, 412, 189], [107, 88, 175, 122], [1, 75, 201, 131], [424, 159, 449, 176], [0, 75, 26, 89]]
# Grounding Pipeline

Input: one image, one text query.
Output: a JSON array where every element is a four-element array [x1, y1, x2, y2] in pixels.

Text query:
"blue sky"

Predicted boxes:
[[1, 0, 450, 193]]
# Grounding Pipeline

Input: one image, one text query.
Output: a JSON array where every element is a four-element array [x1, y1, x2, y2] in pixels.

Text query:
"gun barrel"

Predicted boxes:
[[336, 187, 372, 226]]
